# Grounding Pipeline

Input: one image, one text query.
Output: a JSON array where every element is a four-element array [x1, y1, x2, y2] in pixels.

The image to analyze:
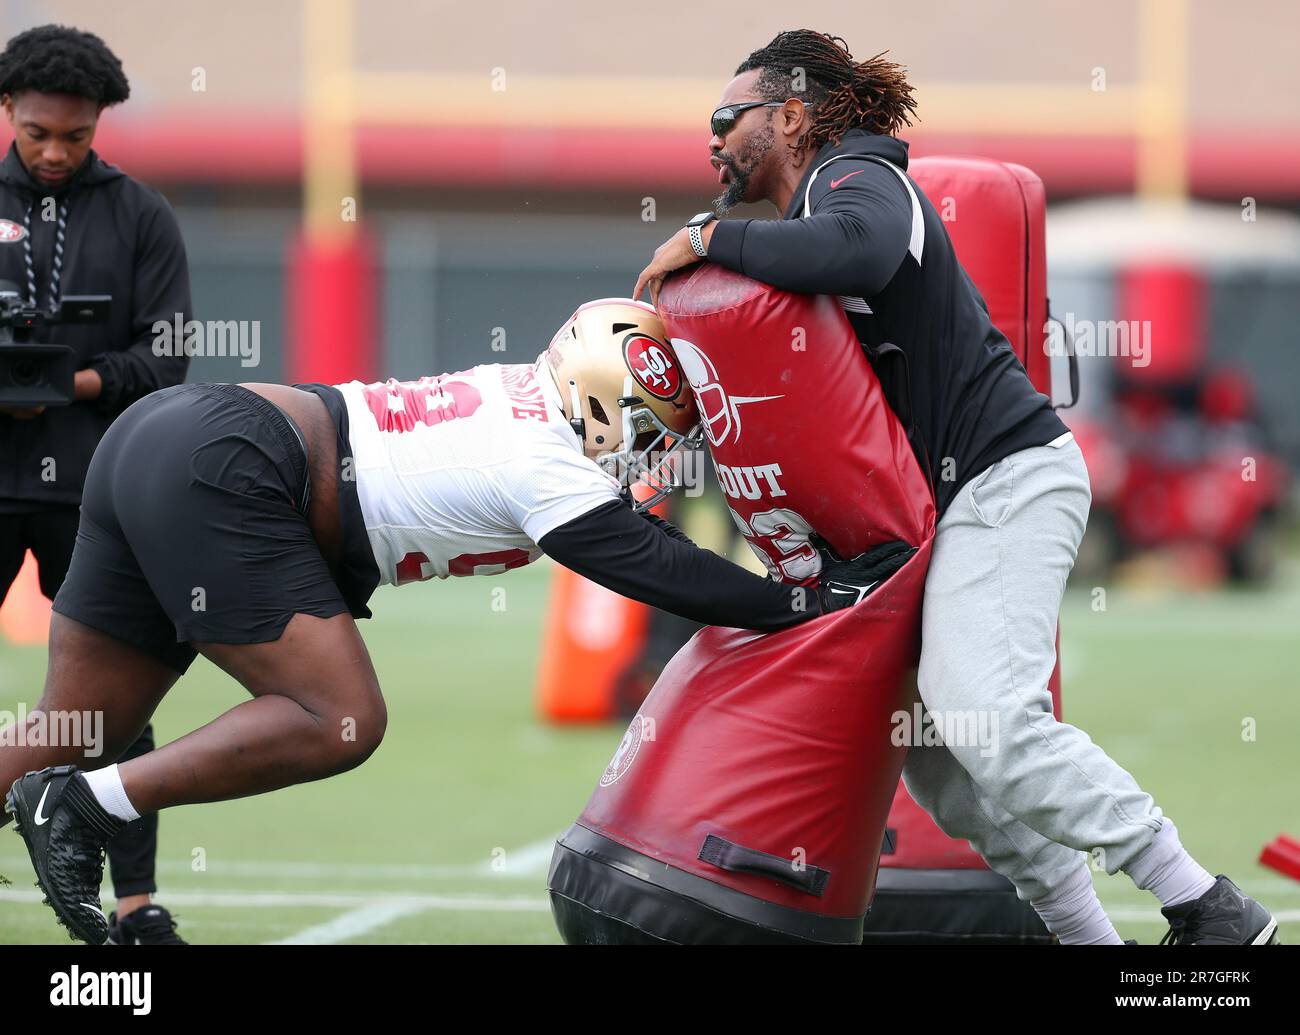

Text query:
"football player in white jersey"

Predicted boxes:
[[1, 297, 908, 944]]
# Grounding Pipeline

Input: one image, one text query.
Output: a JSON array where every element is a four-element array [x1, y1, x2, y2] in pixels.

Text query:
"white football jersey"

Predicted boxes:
[[335, 359, 621, 585]]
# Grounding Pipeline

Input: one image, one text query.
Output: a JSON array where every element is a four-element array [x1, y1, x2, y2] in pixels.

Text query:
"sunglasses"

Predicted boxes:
[[710, 100, 784, 139]]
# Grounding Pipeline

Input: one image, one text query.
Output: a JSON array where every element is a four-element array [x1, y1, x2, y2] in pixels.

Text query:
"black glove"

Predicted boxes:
[[817, 540, 916, 614]]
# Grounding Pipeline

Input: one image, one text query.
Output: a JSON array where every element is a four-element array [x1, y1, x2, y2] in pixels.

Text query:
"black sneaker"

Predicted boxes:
[[1159, 874, 1280, 945], [6, 765, 125, 945], [108, 904, 187, 945]]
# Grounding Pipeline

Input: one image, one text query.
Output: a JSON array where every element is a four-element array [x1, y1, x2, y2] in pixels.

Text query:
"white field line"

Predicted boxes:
[[1, 886, 551, 946], [0, 834, 563, 946], [266, 901, 438, 945], [266, 834, 556, 945], [0, 841, 561, 882], [4, 887, 1297, 941], [4, 886, 1294, 921], [0, 887, 551, 911], [6, 853, 1293, 894], [1, 856, 479, 880], [474, 835, 559, 877]]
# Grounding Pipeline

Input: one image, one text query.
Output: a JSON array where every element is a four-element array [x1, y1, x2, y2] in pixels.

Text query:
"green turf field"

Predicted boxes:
[[1, 555, 1297, 944]]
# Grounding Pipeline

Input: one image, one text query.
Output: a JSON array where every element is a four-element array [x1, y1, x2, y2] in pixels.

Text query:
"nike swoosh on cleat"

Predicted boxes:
[[81, 903, 106, 922], [33, 785, 52, 826]]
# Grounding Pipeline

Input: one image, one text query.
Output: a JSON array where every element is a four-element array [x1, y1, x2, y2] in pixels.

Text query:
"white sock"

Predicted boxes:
[[1122, 818, 1216, 908], [82, 764, 141, 823], [1031, 863, 1124, 944]]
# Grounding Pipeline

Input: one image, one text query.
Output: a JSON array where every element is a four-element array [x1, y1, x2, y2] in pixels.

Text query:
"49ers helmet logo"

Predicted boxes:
[[622, 334, 683, 402], [0, 220, 27, 244]]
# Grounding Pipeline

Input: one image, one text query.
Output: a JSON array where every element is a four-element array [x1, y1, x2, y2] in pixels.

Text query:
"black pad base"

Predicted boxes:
[[861, 867, 1055, 944], [548, 823, 864, 945]]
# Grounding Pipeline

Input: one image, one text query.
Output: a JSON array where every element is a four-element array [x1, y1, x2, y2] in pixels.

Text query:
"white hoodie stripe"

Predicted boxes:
[[801, 154, 925, 265]]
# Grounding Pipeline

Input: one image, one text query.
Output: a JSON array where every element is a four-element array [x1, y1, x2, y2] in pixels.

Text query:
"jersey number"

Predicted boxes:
[[395, 548, 533, 583], [362, 374, 483, 433], [728, 506, 820, 582]]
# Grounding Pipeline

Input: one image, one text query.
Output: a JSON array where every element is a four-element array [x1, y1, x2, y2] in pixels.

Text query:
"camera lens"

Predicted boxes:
[[11, 358, 42, 386]]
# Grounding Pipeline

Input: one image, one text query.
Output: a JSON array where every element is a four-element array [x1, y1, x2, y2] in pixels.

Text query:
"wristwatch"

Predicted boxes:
[[686, 211, 717, 258]]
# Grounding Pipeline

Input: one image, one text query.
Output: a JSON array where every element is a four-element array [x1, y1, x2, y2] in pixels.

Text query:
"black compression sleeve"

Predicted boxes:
[[639, 509, 696, 546], [706, 160, 912, 296], [539, 499, 818, 631]]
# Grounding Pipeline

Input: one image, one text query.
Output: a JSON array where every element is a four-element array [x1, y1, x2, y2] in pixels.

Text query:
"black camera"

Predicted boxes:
[[0, 280, 111, 408]]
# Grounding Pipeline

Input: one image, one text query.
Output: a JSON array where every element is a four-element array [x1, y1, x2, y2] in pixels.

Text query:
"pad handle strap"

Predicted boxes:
[[698, 834, 831, 898]]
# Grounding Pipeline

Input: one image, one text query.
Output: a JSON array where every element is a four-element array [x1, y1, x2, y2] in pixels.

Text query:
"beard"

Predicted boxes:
[[712, 121, 775, 214]]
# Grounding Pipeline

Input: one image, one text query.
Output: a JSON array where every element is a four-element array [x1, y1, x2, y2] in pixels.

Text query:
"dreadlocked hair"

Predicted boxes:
[[736, 30, 917, 151], [0, 24, 129, 106]]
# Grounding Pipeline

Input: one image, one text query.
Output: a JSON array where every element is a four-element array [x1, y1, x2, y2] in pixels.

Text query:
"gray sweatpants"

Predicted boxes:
[[901, 435, 1163, 903]]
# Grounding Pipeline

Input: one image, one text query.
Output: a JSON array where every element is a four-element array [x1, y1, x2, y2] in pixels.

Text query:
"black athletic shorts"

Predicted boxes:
[[53, 382, 355, 674]]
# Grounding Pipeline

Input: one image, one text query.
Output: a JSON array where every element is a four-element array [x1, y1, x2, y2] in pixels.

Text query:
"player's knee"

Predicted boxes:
[[327, 692, 387, 772]]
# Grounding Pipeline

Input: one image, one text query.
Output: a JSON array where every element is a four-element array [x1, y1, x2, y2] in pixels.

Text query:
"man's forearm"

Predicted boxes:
[[705, 164, 913, 296], [708, 213, 904, 296], [539, 499, 818, 631]]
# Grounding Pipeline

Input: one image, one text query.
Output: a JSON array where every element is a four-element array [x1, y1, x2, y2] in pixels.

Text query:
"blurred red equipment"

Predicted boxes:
[[1259, 834, 1300, 883]]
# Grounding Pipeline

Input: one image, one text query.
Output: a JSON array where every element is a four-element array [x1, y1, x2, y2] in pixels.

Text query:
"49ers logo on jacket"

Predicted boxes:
[[0, 219, 27, 244], [622, 334, 683, 402]]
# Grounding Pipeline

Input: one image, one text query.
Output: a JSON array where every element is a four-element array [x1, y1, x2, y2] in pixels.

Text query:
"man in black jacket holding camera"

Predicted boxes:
[[0, 24, 190, 944]]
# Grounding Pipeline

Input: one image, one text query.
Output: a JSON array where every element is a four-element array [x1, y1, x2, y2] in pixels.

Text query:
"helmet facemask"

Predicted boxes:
[[595, 376, 702, 512]]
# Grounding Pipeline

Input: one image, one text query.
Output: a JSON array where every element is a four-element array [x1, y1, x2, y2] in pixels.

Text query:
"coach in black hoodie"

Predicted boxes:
[[634, 31, 1278, 948], [0, 25, 189, 945]]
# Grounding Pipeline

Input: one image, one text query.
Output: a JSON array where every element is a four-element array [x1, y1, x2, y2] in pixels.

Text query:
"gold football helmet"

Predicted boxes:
[[541, 297, 700, 510]]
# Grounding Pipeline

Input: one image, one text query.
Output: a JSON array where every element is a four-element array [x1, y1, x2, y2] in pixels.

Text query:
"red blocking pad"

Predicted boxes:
[[547, 265, 936, 944], [909, 157, 1047, 380]]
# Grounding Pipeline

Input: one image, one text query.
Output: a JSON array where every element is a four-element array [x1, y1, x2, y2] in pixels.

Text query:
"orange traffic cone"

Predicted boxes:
[[536, 484, 663, 722], [535, 565, 653, 722], [0, 551, 52, 646]]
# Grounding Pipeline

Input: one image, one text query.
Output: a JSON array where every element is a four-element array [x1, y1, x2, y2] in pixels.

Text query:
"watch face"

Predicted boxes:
[[687, 211, 715, 227]]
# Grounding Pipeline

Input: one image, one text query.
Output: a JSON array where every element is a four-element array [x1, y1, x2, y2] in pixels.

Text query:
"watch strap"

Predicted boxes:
[[688, 224, 707, 258]]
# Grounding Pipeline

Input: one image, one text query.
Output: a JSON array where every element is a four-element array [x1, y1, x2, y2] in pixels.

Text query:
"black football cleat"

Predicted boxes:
[[6, 765, 126, 945], [1159, 874, 1280, 945], [108, 904, 188, 945]]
